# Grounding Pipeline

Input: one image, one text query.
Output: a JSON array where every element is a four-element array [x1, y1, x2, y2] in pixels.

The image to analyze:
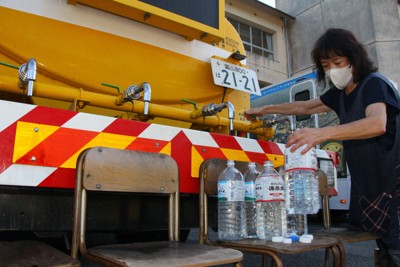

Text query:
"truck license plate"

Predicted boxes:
[[210, 58, 261, 96]]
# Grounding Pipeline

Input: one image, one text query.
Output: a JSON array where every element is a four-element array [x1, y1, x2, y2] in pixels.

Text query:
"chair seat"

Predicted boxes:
[[313, 228, 379, 266], [214, 235, 340, 255], [0, 240, 80, 267], [88, 241, 243, 267], [313, 227, 378, 243]]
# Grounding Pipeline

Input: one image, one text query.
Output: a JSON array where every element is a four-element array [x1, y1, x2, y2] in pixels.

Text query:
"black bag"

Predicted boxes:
[[359, 192, 392, 233]]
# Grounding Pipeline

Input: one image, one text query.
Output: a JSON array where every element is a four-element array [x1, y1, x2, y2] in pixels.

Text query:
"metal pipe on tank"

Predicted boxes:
[[0, 76, 274, 138]]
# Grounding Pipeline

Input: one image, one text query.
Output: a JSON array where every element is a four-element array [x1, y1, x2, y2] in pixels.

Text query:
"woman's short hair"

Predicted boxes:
[[311, 28, 377, 88]]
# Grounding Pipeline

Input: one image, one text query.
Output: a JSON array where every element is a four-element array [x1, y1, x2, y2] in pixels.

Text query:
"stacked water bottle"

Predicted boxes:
[[284, 144, 320, 243], [218, 160, 286, 242], [217, 147, 319, 243], [217, 160, 246, 241]]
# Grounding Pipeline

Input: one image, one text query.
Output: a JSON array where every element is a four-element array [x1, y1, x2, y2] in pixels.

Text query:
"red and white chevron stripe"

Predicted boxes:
[[0, 100, 334, 193]]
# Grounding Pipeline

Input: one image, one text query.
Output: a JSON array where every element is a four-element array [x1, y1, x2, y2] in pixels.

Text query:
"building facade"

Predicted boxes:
[[225, 0, 294, 87], [278, 0, 400, 87]]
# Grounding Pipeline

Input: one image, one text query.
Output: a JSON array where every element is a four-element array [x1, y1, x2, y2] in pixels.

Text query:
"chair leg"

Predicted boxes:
[[326, 243, 346, 267], [337, 242, 346, 267], [264, 253, 283, 267], [262, 254, 269, 267], [331, 245, 341, 267], [374, 248, 380, 267], [234, 261, 243, 267], [325, 247, 330, 267]]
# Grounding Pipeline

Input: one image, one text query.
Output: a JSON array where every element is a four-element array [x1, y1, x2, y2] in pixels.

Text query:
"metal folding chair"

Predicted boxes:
[[199, 158, 343, 267], [71, 147, 243, 267]]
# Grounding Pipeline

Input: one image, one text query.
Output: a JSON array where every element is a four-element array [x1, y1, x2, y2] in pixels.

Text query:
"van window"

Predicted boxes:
[[294, 90, 311, 121]]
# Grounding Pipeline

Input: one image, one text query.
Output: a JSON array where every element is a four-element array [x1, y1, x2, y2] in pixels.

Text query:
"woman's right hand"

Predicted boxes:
[[243, 107, 264, 121]]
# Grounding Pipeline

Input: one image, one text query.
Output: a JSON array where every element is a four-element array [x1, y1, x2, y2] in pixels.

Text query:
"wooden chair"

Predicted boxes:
[[71, 147, 243, 267], [0, 240, 80, 266], [199, 158, 343, 267]]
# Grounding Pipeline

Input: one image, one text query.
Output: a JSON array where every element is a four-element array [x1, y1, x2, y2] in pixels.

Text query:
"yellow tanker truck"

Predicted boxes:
[[0, 0, 336, 250]]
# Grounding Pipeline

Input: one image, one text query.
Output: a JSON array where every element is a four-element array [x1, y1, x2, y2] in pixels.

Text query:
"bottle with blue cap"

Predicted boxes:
[[244, 162, 259, 238], [255, 160, 286, 240], [217, 160, 246, 241], [284, 143, 319, 241]]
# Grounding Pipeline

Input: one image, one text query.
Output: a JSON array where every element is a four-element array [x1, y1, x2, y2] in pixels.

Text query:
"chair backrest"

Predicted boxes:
[[72, 147, 179, 259], [316, 169, 329, 196], [199, 158, 262, 195], [80, 147, 178, 194], [198, 158, 262, 244]]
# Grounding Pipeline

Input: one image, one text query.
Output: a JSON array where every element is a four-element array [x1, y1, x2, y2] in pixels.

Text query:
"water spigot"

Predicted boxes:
[[119, 82, 152, 115], [141, 83, 152, 116], [201, 103, 226, 116], [288, 115, 296, 133], [261, 114, 296, 132], [225, 102, 235, 132], [18, 58, 37, 96], [262, 114, 288, 128], [123, 85, 141, 101], [198, 102, 235, 131]]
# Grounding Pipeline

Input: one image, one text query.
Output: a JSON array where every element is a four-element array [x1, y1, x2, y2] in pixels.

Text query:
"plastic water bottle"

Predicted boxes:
[[244, 162, 259, 238], [284, 170, 304, 214], [218, 160, 246, 241], [284, 145, 319, 214], [304, 169, 320, 214], [286, 214, 308, 240], [284, 145, 319, 241], [256, 161, 286, 240]]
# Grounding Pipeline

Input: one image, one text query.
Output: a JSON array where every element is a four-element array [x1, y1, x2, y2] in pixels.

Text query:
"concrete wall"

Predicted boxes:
[[277, 0, 400, 87], [225, 0, 291, 86]]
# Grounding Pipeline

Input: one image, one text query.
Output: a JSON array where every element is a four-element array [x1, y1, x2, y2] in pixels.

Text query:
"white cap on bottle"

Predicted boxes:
[[283, 237, 293, 244], [301, 234, 314, 240], [272, 236, 284, 242], [299, 235, 312, 243]]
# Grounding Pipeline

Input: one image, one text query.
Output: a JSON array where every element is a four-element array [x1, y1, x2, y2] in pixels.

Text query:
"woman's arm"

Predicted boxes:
[[287, 102, 387, 154], [243, 97, 331, 121]]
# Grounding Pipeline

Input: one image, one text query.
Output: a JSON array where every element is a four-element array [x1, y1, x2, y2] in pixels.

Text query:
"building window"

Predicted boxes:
[[228, 17, 274, 60]]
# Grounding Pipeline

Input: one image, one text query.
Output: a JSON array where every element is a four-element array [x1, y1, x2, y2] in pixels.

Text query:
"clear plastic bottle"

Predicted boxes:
[[284, 145, 319, 214], [284, 170, 305, 214], [256, 161, 286, 240], [218, 160, 246, 241], [244, 162, 259, 238], [286, 214, 308, 241], [304, 169, 320, 214], [284, 145, 319, 240]]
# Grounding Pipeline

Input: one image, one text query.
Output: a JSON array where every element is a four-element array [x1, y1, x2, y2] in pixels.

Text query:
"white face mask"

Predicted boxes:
[[326, 65, 353, 90]]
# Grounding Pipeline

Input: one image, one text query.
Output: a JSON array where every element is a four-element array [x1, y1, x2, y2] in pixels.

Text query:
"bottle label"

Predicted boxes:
[[245, 181, 256, 201], [285, 145, 318, 172], [218, 180, 245, 202], [255, 177, 284, 202]]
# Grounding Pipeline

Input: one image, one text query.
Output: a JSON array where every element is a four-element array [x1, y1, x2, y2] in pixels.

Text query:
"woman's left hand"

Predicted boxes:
[[286, 127, 325, 154]]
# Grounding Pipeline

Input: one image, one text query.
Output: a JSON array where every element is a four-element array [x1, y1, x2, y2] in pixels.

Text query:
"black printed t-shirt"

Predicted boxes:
[[320, 74, 400, 249], [321, 77, 398, 149]]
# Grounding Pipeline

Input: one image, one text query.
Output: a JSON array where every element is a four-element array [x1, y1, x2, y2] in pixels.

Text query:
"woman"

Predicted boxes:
[[244, 28, 400, 266]]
